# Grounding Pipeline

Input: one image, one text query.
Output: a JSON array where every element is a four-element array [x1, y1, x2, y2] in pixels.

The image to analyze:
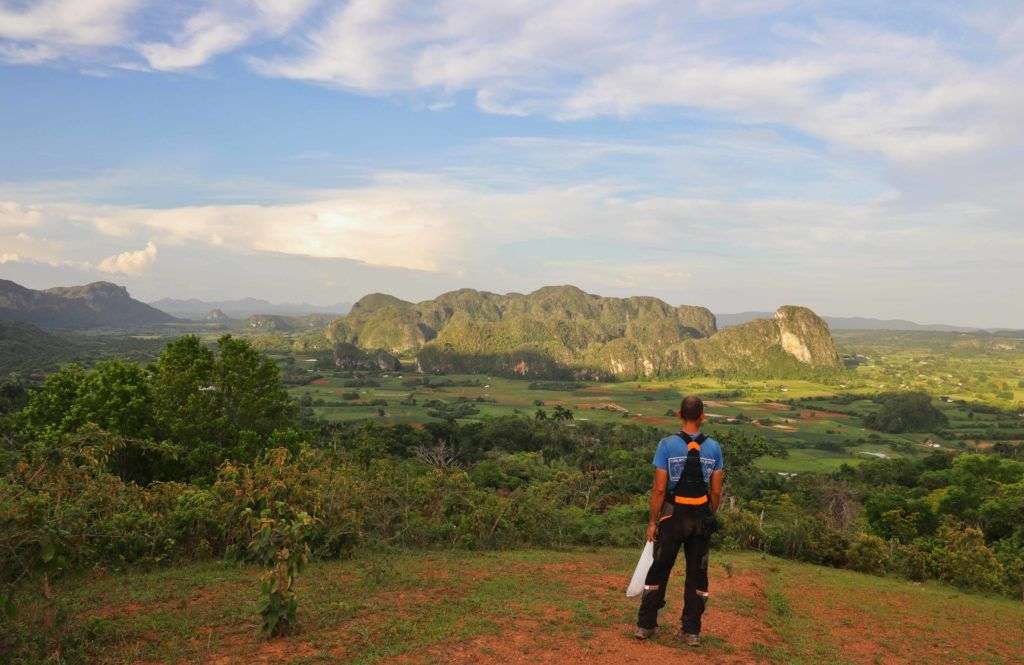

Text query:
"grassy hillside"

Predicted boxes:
[[12, 548, 1022, 664]]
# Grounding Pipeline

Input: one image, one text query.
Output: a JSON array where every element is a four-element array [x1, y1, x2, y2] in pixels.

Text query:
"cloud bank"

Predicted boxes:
[[2, 2, 1022, 161]]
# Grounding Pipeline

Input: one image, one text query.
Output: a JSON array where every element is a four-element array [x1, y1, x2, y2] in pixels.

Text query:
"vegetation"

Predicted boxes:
[[1, 322, 1022, 662], [864, 391, 948, 433]]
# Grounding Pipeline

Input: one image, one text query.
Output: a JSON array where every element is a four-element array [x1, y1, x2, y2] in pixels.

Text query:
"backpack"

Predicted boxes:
[[671, 432, 709, 507]]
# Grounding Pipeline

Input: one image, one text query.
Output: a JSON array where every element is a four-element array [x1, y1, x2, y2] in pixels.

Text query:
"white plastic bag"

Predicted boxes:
[[626, 541, 655, 597]]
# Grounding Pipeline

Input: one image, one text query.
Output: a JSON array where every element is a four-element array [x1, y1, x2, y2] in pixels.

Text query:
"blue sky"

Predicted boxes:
[[1, 1, 1022, 327]]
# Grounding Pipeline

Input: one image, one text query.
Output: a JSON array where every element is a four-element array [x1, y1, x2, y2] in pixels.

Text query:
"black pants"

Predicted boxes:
[[637, 504, 711, 634]]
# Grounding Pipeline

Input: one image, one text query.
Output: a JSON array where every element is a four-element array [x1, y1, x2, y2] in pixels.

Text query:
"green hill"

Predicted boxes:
[[0, 320, 79, 374], [13, 548, 1022, 664], [325, 285, 840, 379]]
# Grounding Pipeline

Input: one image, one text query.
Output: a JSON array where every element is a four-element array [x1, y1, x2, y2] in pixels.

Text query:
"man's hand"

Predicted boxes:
[[646, 522, 658, 542]]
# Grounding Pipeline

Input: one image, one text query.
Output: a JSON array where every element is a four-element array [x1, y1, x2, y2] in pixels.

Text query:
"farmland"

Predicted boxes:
[[282, 329, 1024, 474]]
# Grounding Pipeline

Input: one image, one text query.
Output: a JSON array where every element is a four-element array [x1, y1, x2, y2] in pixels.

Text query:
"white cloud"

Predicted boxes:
[[97, 240, 157, 274], [0, 201, 45, 229], [11, 172, 1021, 279], [0, 0, 141, 63], [3, 3, 1021, 161], [244, 3, 1024, 161], [138, 0, 314, 71]]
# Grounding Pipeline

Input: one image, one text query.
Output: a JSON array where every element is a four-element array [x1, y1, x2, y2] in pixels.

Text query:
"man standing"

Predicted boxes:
[[635, 395, 725, 646]]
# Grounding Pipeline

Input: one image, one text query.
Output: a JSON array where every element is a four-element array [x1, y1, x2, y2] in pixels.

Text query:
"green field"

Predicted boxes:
[[287, 366, 1023, 474]]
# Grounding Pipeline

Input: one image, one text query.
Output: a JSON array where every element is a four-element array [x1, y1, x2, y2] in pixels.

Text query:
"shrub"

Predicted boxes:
[[846, 533, 890, 574], [935, 522, 1005, 593], [717, 508, 765, 550], [892, 542, 934, 581]]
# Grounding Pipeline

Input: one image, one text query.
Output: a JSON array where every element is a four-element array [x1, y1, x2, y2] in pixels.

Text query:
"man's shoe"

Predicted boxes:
[[633, 626, 656, 640], [684, 633, 700, 647]]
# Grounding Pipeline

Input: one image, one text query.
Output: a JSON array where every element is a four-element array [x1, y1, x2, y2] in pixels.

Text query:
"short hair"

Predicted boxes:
[[680, 395, 704, 422]]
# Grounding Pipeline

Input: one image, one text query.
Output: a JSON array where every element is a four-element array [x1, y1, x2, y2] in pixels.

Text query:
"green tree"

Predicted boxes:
[[150, 335, 219, 448], [74, 360, 155, 439], [551, 405, 574, 421], [151, 335, 295, 478], [216, 336, 294, 440], [19, 364, 87, 436], [864, 392, 948, 433]]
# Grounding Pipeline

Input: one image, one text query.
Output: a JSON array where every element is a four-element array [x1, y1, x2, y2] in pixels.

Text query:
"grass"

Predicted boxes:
[[10, 549, 1024, 664]]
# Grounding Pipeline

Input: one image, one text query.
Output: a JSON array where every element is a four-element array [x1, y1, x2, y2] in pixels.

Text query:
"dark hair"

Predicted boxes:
[[680, 395, 704, 422]]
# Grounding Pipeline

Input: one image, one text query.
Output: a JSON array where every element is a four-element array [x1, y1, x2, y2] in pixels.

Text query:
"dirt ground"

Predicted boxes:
[[383, 561, 779, 665], [44, 549, 1024, 665]]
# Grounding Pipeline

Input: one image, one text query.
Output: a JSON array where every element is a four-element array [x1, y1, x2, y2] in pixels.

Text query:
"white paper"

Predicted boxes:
[[626, 541, 655, 597]]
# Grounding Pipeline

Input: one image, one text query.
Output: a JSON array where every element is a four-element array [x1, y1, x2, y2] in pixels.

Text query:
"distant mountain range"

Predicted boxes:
[[328, 286, 842, 379], [0, 279, 177, 329], [716, 311, 987, 332], [150, 297, 351, 319]]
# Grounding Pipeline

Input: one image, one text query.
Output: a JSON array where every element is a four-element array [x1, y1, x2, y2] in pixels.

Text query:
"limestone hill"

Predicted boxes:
[[325, 286, 840, 379]]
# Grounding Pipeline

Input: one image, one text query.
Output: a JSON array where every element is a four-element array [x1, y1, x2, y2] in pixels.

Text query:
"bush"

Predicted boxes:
[[846, 533, 890, 574], [717, 508, 764, 550], [892, 542, 934, 581], [935, 523, 1005, 593]]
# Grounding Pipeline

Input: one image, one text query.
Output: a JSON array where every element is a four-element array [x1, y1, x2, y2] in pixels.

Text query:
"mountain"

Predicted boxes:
[[0, 279, 177, 329], [717, 311, 983, 332], [150, 297, 351, 319], [326, 285, 840, 379]]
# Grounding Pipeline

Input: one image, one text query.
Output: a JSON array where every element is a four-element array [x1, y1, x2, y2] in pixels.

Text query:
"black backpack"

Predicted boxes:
[[671, 432, 709, 508]]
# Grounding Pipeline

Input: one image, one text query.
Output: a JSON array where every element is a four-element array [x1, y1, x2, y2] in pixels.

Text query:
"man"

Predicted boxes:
[[635, 395, 725, 646]]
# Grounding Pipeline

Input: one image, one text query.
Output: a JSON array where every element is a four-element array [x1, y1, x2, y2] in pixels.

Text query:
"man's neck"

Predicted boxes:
[[681, 422, 701, 436]]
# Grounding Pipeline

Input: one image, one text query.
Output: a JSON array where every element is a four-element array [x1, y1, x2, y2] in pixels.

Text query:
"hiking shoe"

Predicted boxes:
[[684, 633, 700, 647], [633, 626, 656, 640]]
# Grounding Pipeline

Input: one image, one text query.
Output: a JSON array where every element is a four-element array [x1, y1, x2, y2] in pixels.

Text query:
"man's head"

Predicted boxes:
[[679, 395, 705, 426]]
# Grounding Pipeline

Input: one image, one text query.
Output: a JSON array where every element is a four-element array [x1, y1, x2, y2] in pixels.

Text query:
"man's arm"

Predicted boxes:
[[646, 468, 668, 541], [709, 469, 725, 513]]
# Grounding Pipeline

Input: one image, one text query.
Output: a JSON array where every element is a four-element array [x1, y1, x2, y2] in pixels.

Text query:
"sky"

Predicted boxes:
[[0, 1, 1022, 327]]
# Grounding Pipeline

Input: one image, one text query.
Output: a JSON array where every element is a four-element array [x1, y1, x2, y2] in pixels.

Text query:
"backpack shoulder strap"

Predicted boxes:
[[679, 432, 708, 447]]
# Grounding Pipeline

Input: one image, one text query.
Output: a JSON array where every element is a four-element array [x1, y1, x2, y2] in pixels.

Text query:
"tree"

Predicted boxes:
[[74, 361, 155, 439], [216, 335, 294, 440], [150, 335, 219, 448], [716, 430, 786, 475], [150, 335, 295, 477], [19, 364, 87, 436], [551, 405, 574, 421], [864, 392, 947, 433]]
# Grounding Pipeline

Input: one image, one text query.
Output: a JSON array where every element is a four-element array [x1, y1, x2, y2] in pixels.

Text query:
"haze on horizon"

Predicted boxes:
[[1, 1, 1022, 329]]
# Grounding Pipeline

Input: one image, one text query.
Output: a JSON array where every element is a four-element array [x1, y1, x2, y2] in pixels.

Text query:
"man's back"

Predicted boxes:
[[653, 433, 724, 492]]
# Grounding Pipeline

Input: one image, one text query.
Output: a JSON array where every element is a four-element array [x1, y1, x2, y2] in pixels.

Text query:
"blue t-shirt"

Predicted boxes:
[[652, 432, 725, 492]]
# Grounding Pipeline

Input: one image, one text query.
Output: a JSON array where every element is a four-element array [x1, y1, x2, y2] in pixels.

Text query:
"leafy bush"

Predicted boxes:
[[846, 533, 890, 574], [717, 508, 765, 550], [935, 522, 1005, 593]]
